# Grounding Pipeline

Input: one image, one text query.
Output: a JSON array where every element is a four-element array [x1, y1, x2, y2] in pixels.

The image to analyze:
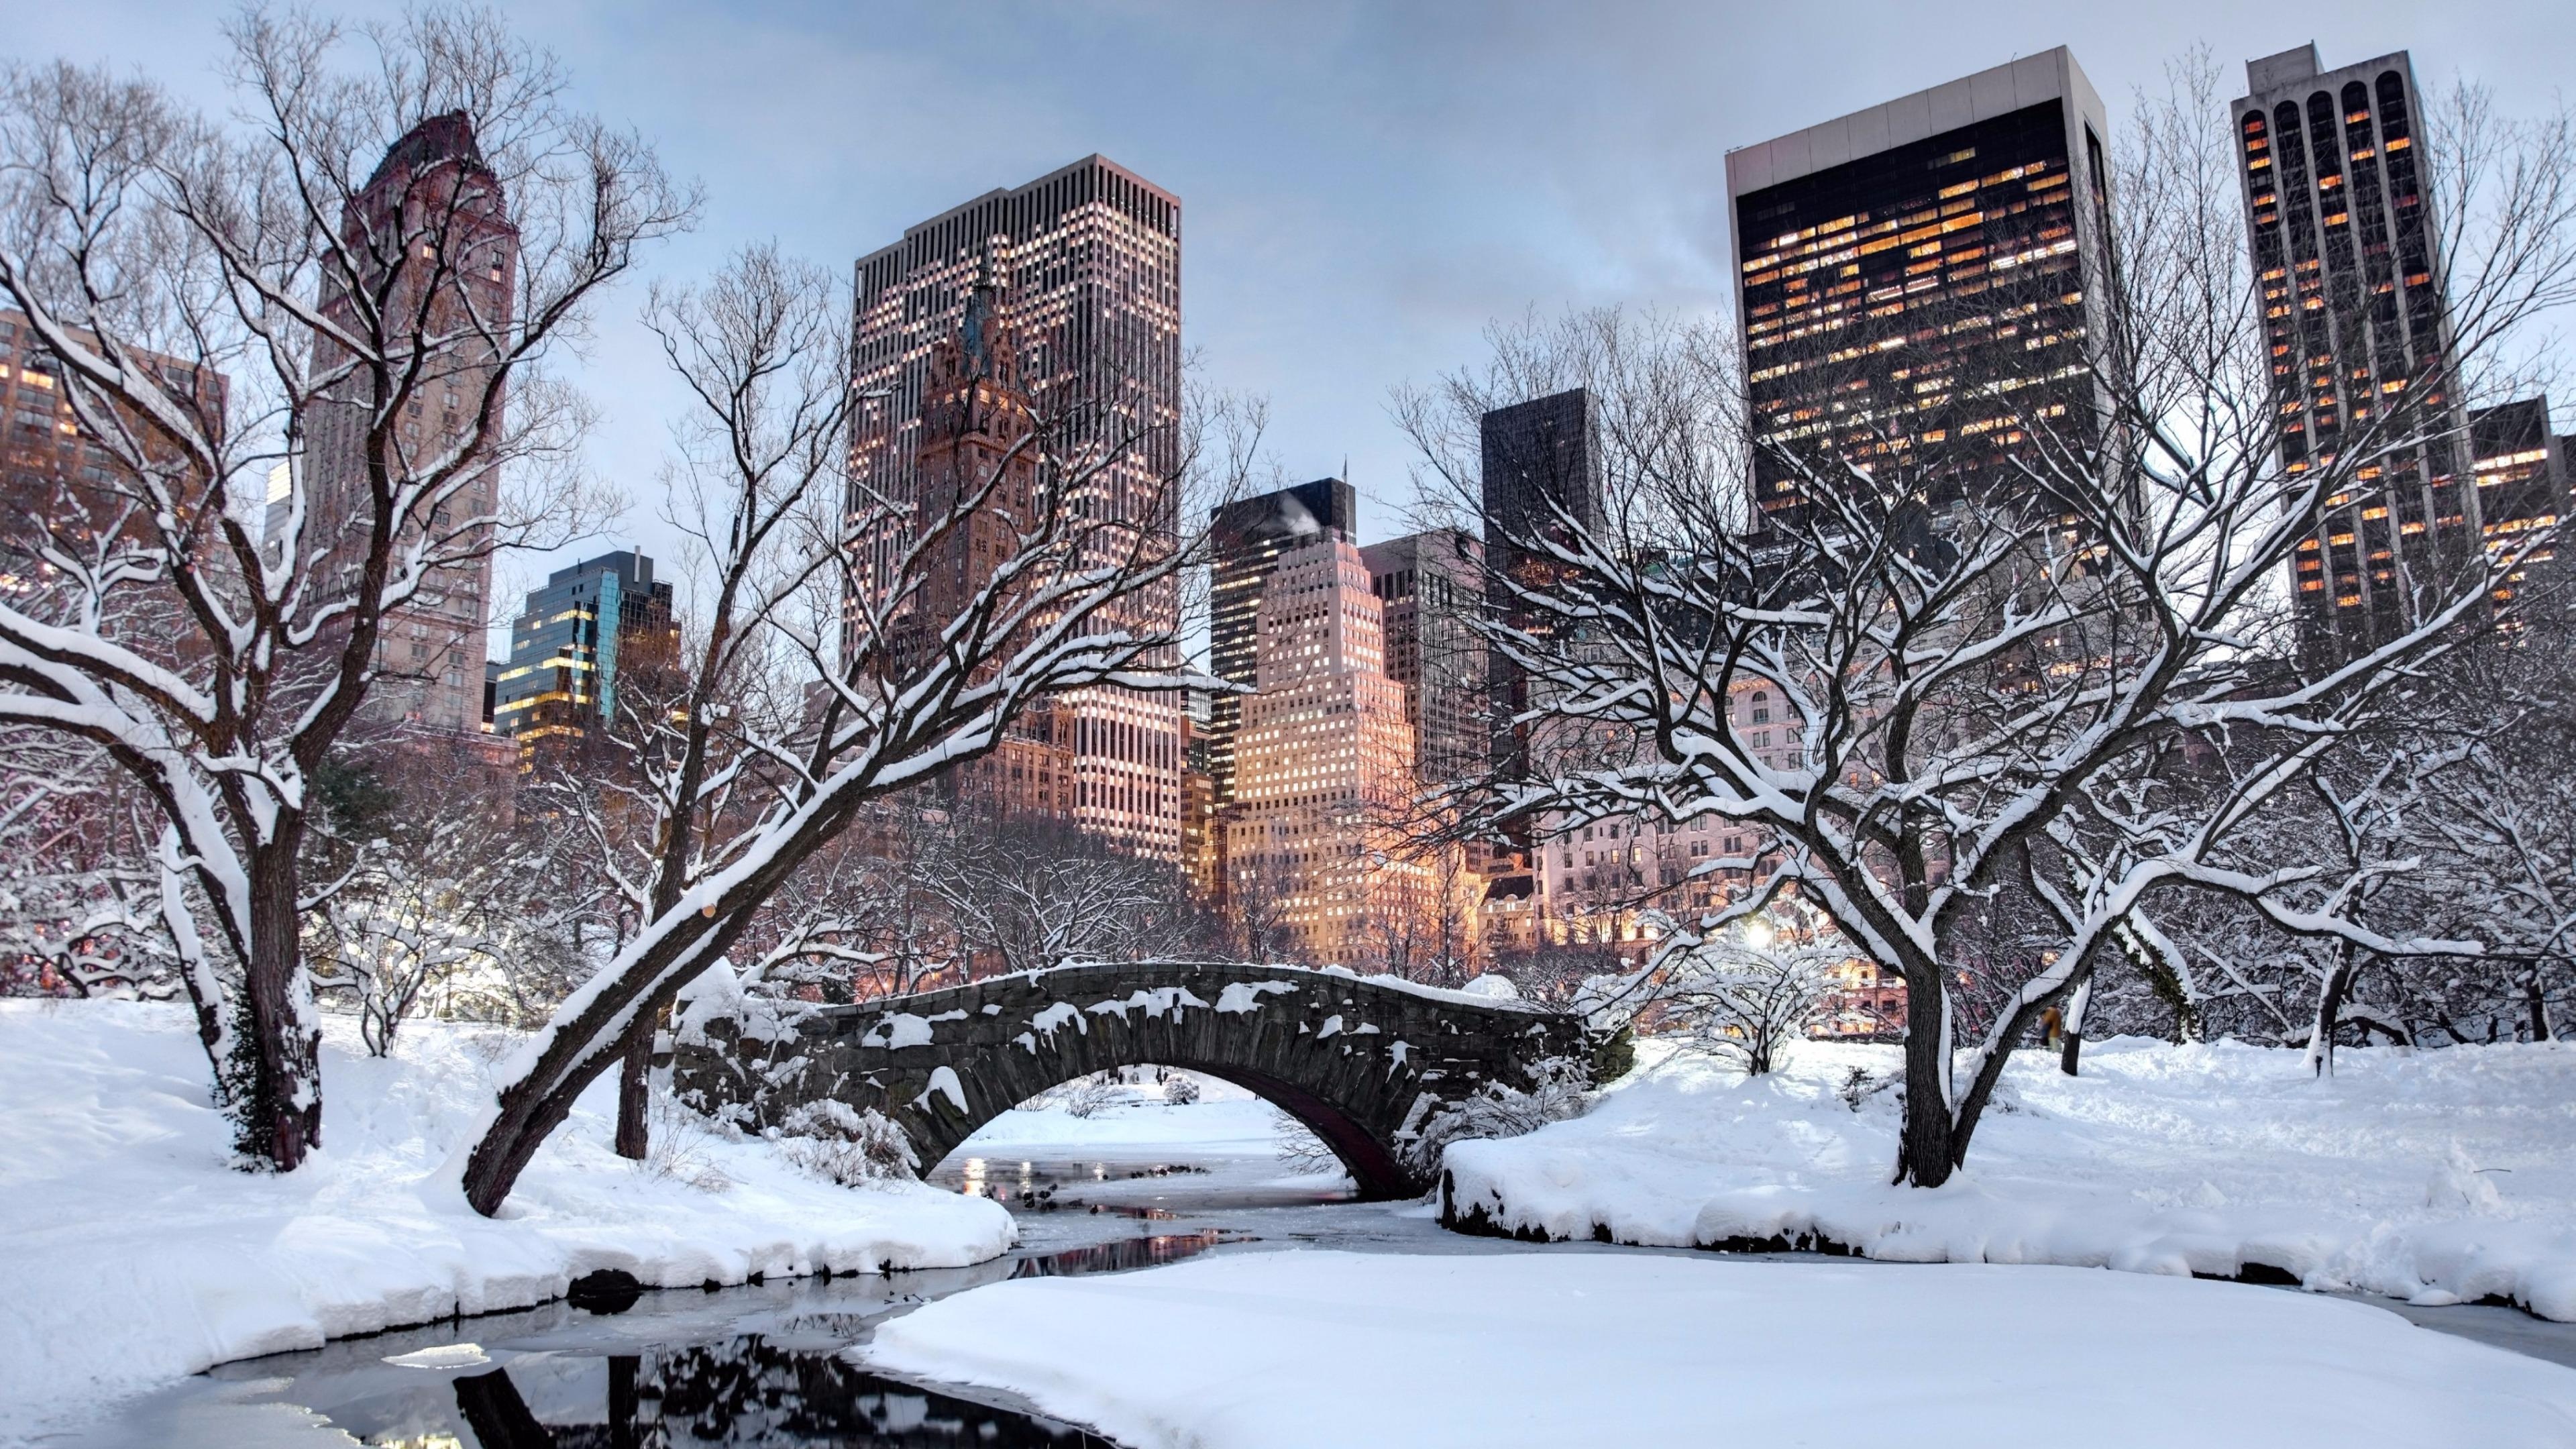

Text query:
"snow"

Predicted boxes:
[[864, 1248, 2576, 1448], [0, 1000, 1014, 1446], [954, 1081, 1296, 1159], [1214, 979, 1297, 1012], [1442, 1035, 2576, 1320], [866, 1012, 936, 1049]]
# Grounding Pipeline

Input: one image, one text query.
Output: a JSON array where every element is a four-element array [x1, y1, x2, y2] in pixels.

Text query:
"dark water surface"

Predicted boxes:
[[64, 1154, 1344, 1448]]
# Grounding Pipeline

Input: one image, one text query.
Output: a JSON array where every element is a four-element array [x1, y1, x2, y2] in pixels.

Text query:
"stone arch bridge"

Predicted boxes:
[[670, 961, 1591, 1198]]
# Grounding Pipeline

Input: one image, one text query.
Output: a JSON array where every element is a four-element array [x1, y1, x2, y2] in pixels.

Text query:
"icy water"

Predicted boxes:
[[60, 1149, 1363, 1448], [62, 1137, 2576, 1446]]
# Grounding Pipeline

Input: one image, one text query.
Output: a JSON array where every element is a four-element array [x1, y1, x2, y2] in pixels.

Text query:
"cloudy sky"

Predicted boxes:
[[15, 0, 2572, 625]]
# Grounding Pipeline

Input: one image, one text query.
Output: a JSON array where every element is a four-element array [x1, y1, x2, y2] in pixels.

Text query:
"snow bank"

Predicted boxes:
[[1443, 1036, 2576, 1320], [865, 1249, 2576, 1448], [0, 1000, 1012, 1446]]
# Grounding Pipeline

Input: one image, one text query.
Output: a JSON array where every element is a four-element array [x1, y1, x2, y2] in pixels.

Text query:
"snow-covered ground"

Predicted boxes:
[[865, 1248, 2576, 1448], [0, 1000, 1012, 1447], [1444, 1035, 2576, 1320], [953, 1073, 1311, 1157]]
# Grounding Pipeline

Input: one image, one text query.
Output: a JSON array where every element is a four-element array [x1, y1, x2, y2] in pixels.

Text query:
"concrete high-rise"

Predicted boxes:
[[1726, 49, 2118, 534], [297, 111, 517, 738], [1, 310, 225, 569], [1479, 387, 1599, 786], [2233, 46, 2480, 663], [2468, 396, 2569, 626], [850, 156, 1185, 859], [1208, 478, 1358, 804], [488, 551, 675, 757], [1225, 539, 1430, 963], [1361, 529, 1488, 787]]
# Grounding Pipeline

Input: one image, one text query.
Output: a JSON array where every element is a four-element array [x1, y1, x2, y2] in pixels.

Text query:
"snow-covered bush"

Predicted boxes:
[[775, 1099, 918, 1186], [1660, 916, 1847, 1075], [638, 1091, 734, 1193], [1060, 1073, 1120, 1118], [1162, 1073, 1202, 1106], [1408, 1057, 1592, 1174]]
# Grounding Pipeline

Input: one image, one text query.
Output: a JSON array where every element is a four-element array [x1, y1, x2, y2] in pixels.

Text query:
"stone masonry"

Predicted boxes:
[[670, 961, 1589, 1199]]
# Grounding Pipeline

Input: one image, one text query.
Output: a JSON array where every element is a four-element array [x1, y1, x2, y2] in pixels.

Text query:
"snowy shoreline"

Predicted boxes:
[[1442, 1035, 2576, 1321], [0, 1001, 1014, 1448], [865, 1249, 2576, 1448]]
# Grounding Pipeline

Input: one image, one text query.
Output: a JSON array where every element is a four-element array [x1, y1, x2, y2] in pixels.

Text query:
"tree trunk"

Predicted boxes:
[[1893, 968, 1956, 1187], [613, 1013, 653, 1161], [610, 1355, 640, 1449], [232, 847, 322, 1171], [2306, 945, 2357, 1077], [2528, 974, 2553, 1043], [2059, 975, 2090, 1076]]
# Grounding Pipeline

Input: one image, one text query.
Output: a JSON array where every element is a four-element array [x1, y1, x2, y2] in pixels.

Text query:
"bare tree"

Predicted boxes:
[[304, 749, 578, 1055], [0, 11, 688, 1167], [920, 810, 1199, 976], [1398, 66, 2576, 1186], [451, 244, 1246, 1214]]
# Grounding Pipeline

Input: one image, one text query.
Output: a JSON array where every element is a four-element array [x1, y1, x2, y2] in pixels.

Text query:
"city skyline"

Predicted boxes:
[[20, 2, 2571, 649]]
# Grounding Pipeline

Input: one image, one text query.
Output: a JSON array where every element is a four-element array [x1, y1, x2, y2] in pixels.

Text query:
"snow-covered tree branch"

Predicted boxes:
[[1399, 62, 2576, 1187], [0, 9, 690, 1167]]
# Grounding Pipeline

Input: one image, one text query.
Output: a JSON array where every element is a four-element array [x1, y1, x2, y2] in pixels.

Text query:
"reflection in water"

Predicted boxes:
[[131, 1232, 1244, 1448], [1012, 1230, 1254, 1277], [447, 1341, 1111, 1446]]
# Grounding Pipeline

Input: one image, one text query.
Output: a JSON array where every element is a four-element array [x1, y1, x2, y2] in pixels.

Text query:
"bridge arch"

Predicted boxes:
[[671, 961, 1589, 1199]]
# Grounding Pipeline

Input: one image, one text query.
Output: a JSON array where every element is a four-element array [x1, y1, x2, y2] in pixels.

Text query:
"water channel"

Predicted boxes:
[[60, 1105, 2576, 1446]]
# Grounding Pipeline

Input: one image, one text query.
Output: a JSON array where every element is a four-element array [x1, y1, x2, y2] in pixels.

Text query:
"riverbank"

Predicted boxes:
[[1443, 1035, 2576, 1319], [0, 1000, 1013, 1448]]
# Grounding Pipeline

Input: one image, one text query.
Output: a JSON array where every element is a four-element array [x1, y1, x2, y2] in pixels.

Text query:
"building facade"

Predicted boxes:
[[1479, 386, 1600, 829], [1726, 48, 2117, 535], [2469, 396, 2570, 626], [488, 551, 675, 756], [849, 155, 1185, 861], [1224, 539, 1433, 963], [1208, 477, 1358, 804], [2232, 46, 2479, 663], [1361, 528, 1489, 788], [0, 311, 225, 569], [295, 111, 519, 738]]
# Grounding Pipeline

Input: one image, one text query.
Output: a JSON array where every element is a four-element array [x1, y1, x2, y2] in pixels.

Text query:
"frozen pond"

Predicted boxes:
[[60, 1073, 2576, 1445]]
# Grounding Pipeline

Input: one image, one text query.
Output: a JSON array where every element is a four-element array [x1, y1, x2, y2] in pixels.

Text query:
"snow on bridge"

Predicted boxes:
[[672, 961, 1591, 1197]]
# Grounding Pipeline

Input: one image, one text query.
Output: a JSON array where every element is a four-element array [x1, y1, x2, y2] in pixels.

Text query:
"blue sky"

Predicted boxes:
[[16, 1, 2573, 629]]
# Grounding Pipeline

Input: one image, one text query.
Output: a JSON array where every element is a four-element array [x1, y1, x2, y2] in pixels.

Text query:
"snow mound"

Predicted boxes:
[[0, 1000, 1013, 1446], [865, 1249, 2576, 1448], [1441, 1036, 2576, 1320]]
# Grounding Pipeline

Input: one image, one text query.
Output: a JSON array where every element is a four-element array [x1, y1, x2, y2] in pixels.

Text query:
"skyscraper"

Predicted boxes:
[[850, 155, 1185, 860], [1726, 48, 2117, 533], [1225, 539, 1428, 963], [297, 111, 517, 737], [902, 258, 1077, 826], [2469, 396, 2569, 625], [1, 310, 225, 569], [1361, 528, 1489, 786], [1479, 387, 1599, 785], [2234, 46, 2479, 663], [1208, 477, 1358, 804], [488, 551, 674, 756]]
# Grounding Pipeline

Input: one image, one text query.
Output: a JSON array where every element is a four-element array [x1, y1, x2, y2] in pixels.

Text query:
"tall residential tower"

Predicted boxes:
[[849, 156, 1186, 859], [297, 111, 517, 737], [1726, 48, 2118, 534], [1207, 477, 1358, 804], [2233, 46, 2478, 662]]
